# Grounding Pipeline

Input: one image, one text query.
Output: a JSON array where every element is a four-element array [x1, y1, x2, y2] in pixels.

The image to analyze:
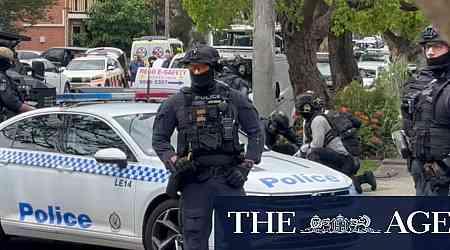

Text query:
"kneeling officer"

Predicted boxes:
[[152, 45, 263, 250]]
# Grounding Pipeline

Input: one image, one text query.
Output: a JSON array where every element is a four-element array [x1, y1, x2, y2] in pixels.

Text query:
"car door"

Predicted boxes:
[[43, 60, 62, 89], [0, 114, 65, 233], [59, 113, 136, 237]]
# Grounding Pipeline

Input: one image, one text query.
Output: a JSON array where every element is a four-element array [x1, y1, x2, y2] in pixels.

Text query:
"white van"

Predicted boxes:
[[130, 36, 183, 63]]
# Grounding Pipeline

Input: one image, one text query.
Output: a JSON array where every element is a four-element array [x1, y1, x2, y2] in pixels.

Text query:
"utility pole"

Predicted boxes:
[[164, 0, 170, 38], [253, 0, 275, 117]]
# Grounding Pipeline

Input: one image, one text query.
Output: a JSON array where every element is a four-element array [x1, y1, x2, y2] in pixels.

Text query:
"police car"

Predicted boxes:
[[0, 93, 354, 250]]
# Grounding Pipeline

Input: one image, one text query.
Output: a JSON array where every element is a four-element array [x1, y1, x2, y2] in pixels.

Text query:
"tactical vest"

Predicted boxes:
[[429, 78, 450, 160], [176, 85, 242, 165]]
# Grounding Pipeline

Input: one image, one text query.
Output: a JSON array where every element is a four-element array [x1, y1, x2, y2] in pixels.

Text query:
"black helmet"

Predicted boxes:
[[181, 45, 220, 67], [269, 111, 290, 132], [419, 26, 447, 45], [295, 91, 323, 115]]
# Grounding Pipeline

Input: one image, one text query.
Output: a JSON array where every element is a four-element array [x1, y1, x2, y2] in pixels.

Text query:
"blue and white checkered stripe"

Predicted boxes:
[[0, 149, 170, 184]]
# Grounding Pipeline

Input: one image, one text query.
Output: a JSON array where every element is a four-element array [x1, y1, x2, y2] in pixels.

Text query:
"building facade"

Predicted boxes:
[[17, 0, 96, 51]]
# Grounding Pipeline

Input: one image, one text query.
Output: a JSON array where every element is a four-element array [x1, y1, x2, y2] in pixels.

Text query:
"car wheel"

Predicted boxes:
[[64, 82, 71, 93], [144, 199, 181, 250]]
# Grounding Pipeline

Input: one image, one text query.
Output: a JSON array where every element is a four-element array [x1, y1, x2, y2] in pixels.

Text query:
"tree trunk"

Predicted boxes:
[[383, 30, 422, 62], [328, 31, 361, 93], [284, 28, 330, 105]]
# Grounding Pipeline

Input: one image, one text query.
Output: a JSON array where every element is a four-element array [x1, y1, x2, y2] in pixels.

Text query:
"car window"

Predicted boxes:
[[67, 59, 105, 70], [18, 52, 40, 60], [44, 61, 57, 73], [44, 49, 64, 61], [114, 113, 177, 156], [0, 123, 17, 148], [63, 114, 137, 162], [12, 114, 63, 152]]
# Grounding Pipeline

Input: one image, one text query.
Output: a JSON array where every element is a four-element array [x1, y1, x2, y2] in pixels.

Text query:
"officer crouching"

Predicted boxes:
[[152, 45, 263, 250], [400, 26, 450, 196], [0, 47, 34, 119]]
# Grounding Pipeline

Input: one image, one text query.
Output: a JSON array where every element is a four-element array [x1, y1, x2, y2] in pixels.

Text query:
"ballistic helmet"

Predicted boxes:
[[295, 91, 323, 115], [419, 26, 448, 46], [181, 45, 220, 67], [269, 111, 290, 132]]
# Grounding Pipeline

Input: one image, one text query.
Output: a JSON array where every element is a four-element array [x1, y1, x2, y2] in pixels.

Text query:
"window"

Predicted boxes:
[[44, 61, 57, 73], [44, 49, 64, 62], [67, 59, 105, 71], [0, 123, 17, 148], [12, 114, 62, 152], [63, 114, 136, 162]]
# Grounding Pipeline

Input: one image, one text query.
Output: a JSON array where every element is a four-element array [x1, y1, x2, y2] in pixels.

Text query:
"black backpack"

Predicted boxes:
[[322, 111, 362, 157]]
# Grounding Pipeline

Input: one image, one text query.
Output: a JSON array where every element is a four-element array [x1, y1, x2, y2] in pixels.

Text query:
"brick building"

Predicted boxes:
[[17, 0, 96, 51]]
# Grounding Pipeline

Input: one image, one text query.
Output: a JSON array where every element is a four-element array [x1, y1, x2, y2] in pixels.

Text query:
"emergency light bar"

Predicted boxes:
[[56, 93, 135, 104]]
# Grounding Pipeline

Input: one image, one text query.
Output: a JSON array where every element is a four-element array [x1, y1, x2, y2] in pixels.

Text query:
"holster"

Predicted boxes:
[[423, 161, 450, 191]]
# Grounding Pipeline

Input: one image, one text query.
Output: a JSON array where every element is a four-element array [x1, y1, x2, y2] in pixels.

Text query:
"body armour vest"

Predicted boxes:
[[430, 76, 450, 160], [176, 85, 241, 162], [410, 69, 450, 161]]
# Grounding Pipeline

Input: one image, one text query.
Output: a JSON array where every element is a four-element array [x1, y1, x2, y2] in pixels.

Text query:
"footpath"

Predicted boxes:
[[363, 159, 415, 196]]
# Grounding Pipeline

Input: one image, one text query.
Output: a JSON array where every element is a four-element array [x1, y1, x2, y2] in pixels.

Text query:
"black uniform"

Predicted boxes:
[[261, 111, 300, 155], [0, 70, 24, 120], [401, 26, 450, 196], [152, 45, 263, 250]]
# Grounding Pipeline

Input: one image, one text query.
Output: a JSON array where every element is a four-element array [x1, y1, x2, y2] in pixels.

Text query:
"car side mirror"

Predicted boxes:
[[58, 67, 66, 73], [95, 148, 127, 169], [31, 61, 45, 80]]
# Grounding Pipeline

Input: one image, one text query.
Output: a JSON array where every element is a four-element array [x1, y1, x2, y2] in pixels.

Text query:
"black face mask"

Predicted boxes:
[[300, 112, 314, 121], [0, 58, 11, 72], [427, 50, 450, 67], [191, 69, 215, 93]]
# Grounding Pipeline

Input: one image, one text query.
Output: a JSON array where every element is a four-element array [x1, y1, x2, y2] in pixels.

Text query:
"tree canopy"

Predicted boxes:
[[78, 0, 153, 52], [0, 0, 56, 32]]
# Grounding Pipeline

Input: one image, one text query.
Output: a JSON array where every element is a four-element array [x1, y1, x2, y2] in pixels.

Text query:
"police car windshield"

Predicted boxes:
[[115, 113, 156, 156], [67, 59, 105, 71]]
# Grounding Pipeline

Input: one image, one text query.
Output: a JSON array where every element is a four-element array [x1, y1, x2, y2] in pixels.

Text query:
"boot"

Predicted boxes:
[[352, 176, 363, 194], [357, 171, 377, 191], [364, 171, 377, 191]]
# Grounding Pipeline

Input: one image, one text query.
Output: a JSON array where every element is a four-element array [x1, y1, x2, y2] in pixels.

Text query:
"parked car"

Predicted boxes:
[[21, 58, 66, 94], [86, 47, 130, 83], [63, 55, 127, 92], [16, 50, 41, 63], [0, 100, 355, 250], [41, 47, 88, 67]]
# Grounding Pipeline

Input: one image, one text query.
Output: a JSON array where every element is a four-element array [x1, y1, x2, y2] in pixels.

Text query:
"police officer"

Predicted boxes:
[[152, 45, 263, 250], [296, 91, 376, 193], [0, 47, 34, 119], [216, 57, 250, 96], [261, 111, 301, 155], [401, 26, 450, 196]]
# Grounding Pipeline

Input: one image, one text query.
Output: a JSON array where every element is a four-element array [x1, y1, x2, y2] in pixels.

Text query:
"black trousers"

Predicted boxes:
[[181, 175, 245, 250], [307, 148, 357, 177]]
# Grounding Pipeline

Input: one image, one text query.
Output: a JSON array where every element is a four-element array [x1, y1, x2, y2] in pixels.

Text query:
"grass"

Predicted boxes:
[[357, 160, 380, 175]]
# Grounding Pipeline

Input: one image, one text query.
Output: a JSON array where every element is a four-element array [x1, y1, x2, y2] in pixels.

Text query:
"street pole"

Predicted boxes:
[[164, 0, 170, 38], [253, 0, 275, 117]]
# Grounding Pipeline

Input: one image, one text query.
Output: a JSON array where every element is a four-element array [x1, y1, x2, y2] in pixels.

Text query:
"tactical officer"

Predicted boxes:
[[295, 91, 376, 193], [401, 26, 450, 196], [261, 111, 301, 155], [0, 47, 34, 119], [216, 57, 250, 96], [152, 45, 263, 250]]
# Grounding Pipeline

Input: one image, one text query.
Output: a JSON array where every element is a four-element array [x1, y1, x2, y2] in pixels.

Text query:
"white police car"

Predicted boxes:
[[0, 94, 354, 250]]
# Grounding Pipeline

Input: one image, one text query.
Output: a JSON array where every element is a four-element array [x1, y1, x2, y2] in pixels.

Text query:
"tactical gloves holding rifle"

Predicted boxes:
[[226, 159, 254, 188]]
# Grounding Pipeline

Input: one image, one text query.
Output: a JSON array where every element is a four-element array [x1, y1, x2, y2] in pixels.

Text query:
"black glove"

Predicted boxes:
[[227, 160, 253, 188], [174, 157, 195, 174]]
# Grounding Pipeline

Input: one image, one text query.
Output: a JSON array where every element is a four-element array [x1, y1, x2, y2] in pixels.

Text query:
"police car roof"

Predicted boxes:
[[27, 103, 161, 119]]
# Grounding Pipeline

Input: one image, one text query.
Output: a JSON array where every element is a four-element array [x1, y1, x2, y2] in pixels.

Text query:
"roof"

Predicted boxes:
[[26, 102, 161, 118]]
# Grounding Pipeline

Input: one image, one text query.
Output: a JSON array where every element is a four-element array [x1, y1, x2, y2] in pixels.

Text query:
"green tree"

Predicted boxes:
[[0, 0, 56, 32], [78, 0, 153, 53]]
